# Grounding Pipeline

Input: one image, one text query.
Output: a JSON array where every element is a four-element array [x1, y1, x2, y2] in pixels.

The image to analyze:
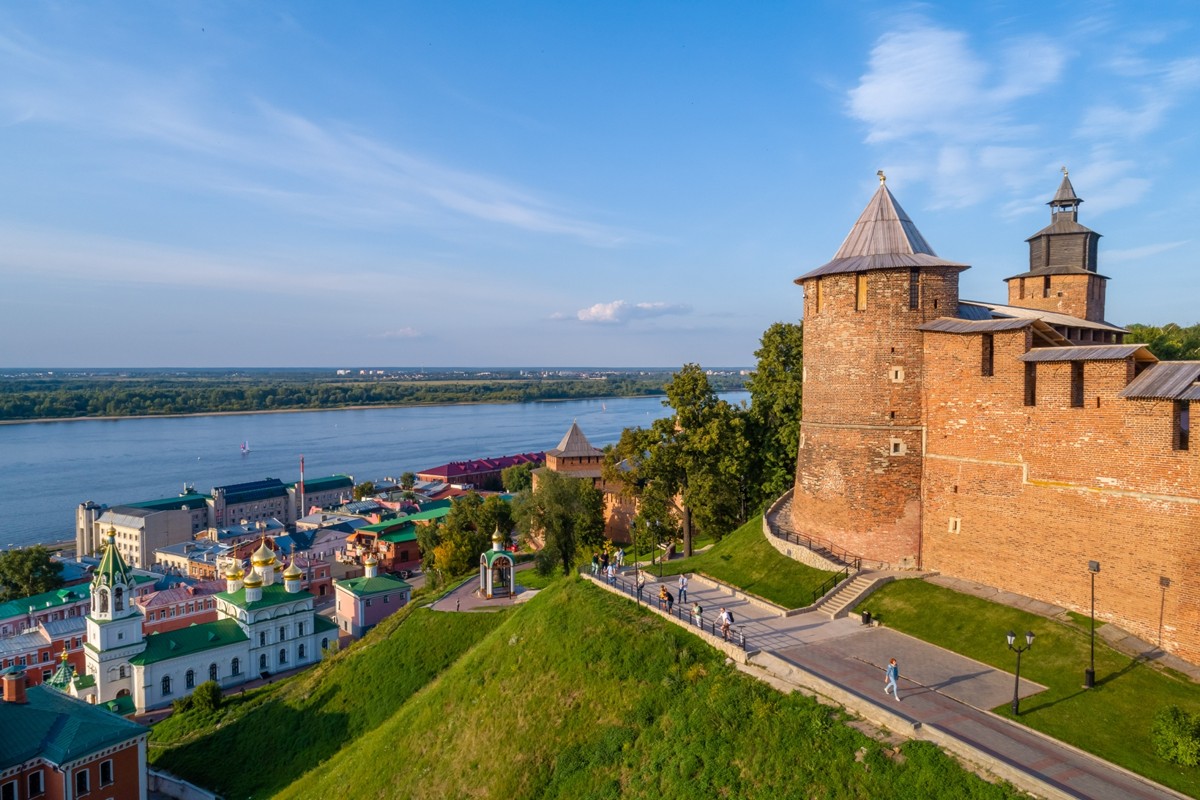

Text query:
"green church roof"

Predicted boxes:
[[96, 533, 134, 588], [128, 619, 248, 666], [216, 583, 314, 611], [0, 683, 146, 769], [336, 574, 412, 598]]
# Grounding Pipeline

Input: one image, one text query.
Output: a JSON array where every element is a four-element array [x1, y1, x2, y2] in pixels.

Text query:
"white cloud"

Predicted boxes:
[[574, 300, 692, 324], [371, 328, 423, 339]]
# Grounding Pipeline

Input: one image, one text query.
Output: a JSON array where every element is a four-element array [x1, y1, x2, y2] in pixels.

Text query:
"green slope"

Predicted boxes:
[[274, 579, 1022, 800], [148, 602, 508, 799]]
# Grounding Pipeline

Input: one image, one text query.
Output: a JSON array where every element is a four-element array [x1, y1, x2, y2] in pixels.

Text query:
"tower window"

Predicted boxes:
[[1175, 401, 1190, 451], [981, 334, 994, 377], [889, 367, 905, 383], [889, 439, 906, 456], [1070, 362, 1084, 408], [1043, 275, 1051, 298], [948, 518, 962, 534], [1024, 363, 1037, 406], [855, 273, 867, 311], [815, 279, 823, 313], [909, 268, 920, 310], [1019, 278, 1026, 300]]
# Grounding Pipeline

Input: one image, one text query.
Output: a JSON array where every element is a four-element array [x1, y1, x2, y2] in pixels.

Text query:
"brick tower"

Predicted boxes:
[[791, 173, 968, 567], [1005, 168, 1107, 323]]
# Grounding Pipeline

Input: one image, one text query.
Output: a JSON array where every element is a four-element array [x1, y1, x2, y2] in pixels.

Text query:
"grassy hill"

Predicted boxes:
[[153, 576, 1024, 799], [148, 601, 509, 798]]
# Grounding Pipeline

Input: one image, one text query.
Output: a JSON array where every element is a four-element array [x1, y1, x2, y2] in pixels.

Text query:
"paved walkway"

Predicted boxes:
[[588, 569, 1188, 800]]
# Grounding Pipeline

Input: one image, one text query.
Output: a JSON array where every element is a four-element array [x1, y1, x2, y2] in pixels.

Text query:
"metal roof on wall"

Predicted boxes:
[[1118, 362, 1200, 400], [1017, 345, 1155, 362]]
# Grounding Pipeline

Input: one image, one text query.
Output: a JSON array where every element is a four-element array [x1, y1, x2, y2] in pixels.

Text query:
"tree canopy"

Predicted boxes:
[[417, 493, 514, 584], [501, 461, 536, 493], [1126, 322, 1200, 361], [515, 471, 605, 575], [745, 322, 804, 507], [0, 545, 65, 602]]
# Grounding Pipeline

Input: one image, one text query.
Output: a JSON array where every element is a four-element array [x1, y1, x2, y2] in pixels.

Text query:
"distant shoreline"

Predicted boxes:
[[0, 394, 678, 427]]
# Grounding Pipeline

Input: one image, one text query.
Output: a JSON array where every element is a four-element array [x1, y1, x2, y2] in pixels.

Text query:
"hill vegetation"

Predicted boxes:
[[154, 579, 1022, 800]]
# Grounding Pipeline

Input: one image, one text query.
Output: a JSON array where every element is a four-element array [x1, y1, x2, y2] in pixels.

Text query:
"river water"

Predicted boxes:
[[0, 393, 749, 550]]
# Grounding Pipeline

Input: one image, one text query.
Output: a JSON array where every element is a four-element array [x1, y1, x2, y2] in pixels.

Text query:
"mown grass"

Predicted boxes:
[[275, 578, 1023, 800], [857, 580, 1200, 796], [148, 599, 508, 799], [515, 567, 563, 590], [648, 516, 838, 609]]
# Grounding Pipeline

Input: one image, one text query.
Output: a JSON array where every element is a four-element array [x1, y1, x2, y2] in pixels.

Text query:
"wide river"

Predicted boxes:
[[0, 393, 748, 550]]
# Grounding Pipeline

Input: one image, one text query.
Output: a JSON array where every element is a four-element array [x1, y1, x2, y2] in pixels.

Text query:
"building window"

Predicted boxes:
[[232, 657, 241, 676], [75, 769, 89, 796], [259, 654, 268, 671], [279, 648, 287, 665], [1024, 363, 1037, 406], [29, 770, 44, 797], [298, 622, 305, 635], [97, 588, 109, 614], [365, 598, 373, 607], [948, 518, 962, 534], [384, 594, 391, 604], [119, 665, 127, 679], [99, 759, 113, 787], [209, 662, 218, 682], [279, 626, 286, 641], [2, 780, 16, 800], [322, 637, 330, 650], [162, 675, 172, 695], [1175, 401, 1190, 451], [1070, 362, 1084, 408], [909, 268, 920, 310], [855, 273, 867, 311], [889, 439, 906, 456], [815, 279, 823, 313], [186, 669, 195, 689], [889, 367, 904, 383], [981, 334, 994, 377], [299, 643, 306, 660], [260, 632, 267, 647], [1043, 275, 1051, 298], [114, 586, 123, 612], [1019, 278, 1026, 299]]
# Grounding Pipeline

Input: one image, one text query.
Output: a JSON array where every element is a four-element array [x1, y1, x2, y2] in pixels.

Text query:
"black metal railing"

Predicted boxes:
[[809, 566, 851, 607], [583, 568, 748, 651], [768, 526, 862, 573]]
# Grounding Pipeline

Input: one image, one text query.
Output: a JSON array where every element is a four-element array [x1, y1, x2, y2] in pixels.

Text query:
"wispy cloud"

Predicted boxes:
[[0, 28, 631, 247], [1103, 240, 1189, 263], [573, 300, 692, 324]]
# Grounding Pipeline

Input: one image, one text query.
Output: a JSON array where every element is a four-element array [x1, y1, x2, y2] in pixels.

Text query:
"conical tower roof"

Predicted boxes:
[[95, 528, 133, 588], [1050, 170, 1081, 206], [797, 174, 967, 281], [548, 421, 603, 458]]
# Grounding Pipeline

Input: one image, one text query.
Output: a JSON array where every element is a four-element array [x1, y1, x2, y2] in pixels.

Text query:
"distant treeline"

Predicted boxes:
[[1126, 323, 1200, 361], [0, 374, 746, 421]]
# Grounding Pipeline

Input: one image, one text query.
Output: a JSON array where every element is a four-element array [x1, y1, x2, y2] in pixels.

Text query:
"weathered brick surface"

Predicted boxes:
[[1005, 272, 1106, 322]]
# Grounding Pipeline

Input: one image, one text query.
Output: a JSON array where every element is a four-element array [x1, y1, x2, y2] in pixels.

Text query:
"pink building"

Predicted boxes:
[[333, 554, 412, 638]]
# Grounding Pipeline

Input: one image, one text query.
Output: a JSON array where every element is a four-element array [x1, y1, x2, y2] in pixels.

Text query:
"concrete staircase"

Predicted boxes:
[[818, 571, 896, 619]]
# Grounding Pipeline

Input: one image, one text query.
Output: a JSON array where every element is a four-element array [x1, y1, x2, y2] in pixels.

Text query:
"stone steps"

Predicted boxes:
[[819, 572, 895, 619]]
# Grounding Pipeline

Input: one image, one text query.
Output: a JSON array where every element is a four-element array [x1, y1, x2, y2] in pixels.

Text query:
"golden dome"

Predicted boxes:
[[251, 539, 277, 567], [242, 568, 264, 588], [283, 560, 303, 580], [224, 562, 245, 579], [363, 552, 379, 567]]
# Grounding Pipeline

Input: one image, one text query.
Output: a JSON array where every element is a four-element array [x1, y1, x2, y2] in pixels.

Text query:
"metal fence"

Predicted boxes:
[[585, 568, 748, 651]]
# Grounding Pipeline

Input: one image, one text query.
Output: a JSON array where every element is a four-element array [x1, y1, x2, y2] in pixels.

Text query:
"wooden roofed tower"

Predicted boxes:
[[791, 173, 969, 568], [1006, 169, 1108, 322]]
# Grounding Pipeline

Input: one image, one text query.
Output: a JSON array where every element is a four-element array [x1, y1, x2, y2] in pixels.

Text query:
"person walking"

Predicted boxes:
[[636, 573, 645, 601], [678, 574, 688, 604], [692, 601, 704, 628], [616, 547, 625, 568], [600, 551, 609, 572], [658, 586, 668, 611], [591, 553, 599, 576], [719, 607, 732, 640], [605, 563, 615, 585], [884, 658, 900, 702], [665, 589, 675, 614]]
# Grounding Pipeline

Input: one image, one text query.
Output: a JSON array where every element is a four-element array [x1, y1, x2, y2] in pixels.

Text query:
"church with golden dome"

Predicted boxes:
[[68, 531, 337, 714]]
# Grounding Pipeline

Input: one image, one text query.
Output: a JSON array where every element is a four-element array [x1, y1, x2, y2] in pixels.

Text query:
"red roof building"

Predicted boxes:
[[416, 452, 543, 491]]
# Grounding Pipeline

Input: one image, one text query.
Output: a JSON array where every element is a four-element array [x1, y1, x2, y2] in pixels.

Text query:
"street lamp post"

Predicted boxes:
[[1007, 630, 1035, 715], [1086, 560, 1100, 688]]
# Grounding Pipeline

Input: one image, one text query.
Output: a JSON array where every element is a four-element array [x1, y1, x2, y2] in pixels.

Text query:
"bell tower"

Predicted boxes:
[[1006, 168, 1108, 323], [84, 528, 145, 703]]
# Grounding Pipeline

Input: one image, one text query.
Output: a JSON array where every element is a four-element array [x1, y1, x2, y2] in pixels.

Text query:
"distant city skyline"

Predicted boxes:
[[1, 2, 1197, 367]]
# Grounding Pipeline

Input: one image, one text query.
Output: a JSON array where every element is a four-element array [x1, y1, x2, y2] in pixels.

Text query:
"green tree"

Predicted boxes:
[[191, 680, 223, 713], [0, 545, 64, 602], [1126, 322, 1200, 361], [745, 321, 804, 509], [501, 461, 535, 493], [353, 481, 377, 501], [400, 472, 416, 490], [515, 470, 604, 575]]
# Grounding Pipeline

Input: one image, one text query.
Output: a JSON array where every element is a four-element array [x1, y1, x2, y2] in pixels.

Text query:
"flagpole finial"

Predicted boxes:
[[877, 169, 886, 185]]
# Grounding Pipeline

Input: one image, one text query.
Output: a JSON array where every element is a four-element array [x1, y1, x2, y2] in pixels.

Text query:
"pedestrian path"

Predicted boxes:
[[586, 568, 1189, 800]]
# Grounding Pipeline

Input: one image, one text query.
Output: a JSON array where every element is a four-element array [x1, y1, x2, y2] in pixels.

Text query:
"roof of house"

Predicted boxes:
[[379, 527, 419, 545], [291, 475, 354, 494], [1118, 361, 1200, 400], [0, 586, 91, 622], [127, 618, 248, 666], [957, 300, 1127, 333], [416, 453, 544, 480], [136, 581, 224, 610], [0, 682, 147, 769], [127, 491, 211, 512], [797, 180, 968, 281], [215, 583, 313, 611], [214, 478, 288, 504], [918, 317, 1035, 334], [548, 421, 604, 458], [336, 574, 412, 598]]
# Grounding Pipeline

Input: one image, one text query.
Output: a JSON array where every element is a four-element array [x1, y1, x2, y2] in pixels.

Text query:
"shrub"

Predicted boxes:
[[172, 695, 194, 714], [1151, 705, 1200, 767], [192, 680, 222, 714]]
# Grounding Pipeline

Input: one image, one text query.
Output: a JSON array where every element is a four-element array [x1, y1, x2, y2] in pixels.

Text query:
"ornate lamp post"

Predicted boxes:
[[1007, 630, 1035, 715], [1086, 560, 1100, 688]]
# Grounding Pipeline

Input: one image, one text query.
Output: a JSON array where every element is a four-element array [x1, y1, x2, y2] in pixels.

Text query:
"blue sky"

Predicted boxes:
[[1, 2, 1197, 368]]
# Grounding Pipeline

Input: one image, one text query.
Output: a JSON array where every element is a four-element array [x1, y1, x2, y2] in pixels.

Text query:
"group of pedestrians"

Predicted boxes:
[[590, 548, 626, 582]]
